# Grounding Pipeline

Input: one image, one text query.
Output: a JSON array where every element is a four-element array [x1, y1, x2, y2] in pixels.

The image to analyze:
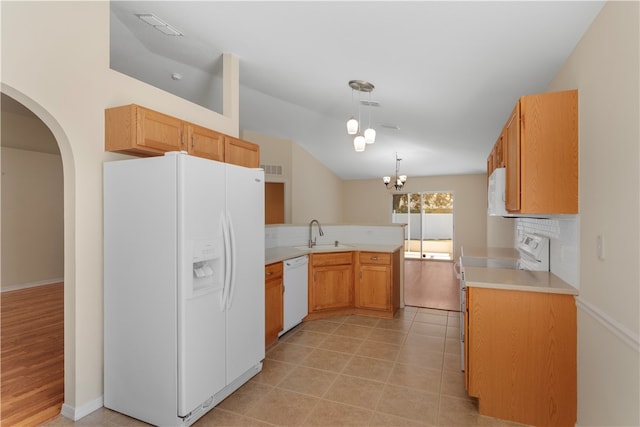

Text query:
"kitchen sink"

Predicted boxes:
[[294, 244, 353, 251]]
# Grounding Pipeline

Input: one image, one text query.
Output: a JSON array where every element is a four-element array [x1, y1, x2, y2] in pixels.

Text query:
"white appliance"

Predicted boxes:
[[487, 167, 508, 216], [104, 152, 265, 426], [516, 232, 550, 271], [280, 255, 308, 336]]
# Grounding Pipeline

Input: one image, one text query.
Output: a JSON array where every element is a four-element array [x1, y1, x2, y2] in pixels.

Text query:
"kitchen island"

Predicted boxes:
[[463, 267, 578, 426]]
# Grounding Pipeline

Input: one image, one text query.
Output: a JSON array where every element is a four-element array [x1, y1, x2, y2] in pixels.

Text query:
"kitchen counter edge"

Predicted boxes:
[[265, 244, 402, 265], [464, 266, 578, 296]]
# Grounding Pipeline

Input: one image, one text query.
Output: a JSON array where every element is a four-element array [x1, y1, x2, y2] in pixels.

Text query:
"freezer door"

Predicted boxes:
[[104, 155, 180, 426], [224, 164, 265, 383], [177, 154, 227, 416]]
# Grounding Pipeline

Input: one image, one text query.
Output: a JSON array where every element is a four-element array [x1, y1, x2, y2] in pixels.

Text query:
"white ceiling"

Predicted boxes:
[[111, 2, 602, 180]]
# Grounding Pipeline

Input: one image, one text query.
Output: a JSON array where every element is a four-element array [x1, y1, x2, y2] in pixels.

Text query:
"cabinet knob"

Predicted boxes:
[[370, 256, 378, 261], [266, 271, 273, 276]]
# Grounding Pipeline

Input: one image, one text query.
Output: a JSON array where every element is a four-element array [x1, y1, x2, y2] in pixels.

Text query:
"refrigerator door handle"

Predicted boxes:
[[221, 213, 231, 311], [226, 212, 237, 309]]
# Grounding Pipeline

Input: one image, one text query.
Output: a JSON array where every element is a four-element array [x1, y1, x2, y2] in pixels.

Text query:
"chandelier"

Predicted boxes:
[[346, 80, 376, 152], [383, 153, 408, 191]]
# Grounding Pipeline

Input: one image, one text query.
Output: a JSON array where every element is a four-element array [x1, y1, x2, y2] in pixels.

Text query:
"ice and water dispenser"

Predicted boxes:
[[190, 240, 222, 295]]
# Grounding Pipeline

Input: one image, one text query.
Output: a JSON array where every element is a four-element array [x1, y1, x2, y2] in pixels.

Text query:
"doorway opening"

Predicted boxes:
[[391, 192, 454, 261], [1, 91, 65, 425]]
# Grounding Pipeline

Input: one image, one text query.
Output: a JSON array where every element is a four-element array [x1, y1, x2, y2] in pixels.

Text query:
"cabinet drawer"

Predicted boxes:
[[311, 252, 353, 267], [358, 252, 391, 265], [265, 262, 283, 279]]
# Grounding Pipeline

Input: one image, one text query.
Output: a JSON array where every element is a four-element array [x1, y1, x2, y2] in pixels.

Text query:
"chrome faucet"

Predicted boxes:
[[308, 219, 324, 248]]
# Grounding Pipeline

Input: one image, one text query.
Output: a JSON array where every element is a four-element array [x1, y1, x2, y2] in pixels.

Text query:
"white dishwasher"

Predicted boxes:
[[280, 255, 309, 336]]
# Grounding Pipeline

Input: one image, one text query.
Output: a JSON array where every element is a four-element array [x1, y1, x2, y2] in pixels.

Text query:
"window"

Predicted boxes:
[[392, 192, 454, 260]]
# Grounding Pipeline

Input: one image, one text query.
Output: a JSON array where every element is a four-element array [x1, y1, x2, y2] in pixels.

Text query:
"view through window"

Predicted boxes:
[[391, 192, 454, 260]]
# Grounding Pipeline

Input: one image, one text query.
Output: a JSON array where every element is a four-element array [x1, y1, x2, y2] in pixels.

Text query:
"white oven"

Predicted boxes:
[[516, 233, 550, 271]]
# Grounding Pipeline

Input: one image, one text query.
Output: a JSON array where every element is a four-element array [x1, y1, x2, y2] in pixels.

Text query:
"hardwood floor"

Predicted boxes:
[[1, 282, 64, 426], [404, 260, 460, 311]]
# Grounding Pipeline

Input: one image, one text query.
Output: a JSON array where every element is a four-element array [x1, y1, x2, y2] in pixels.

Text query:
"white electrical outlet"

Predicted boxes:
[[596, 235, 605, 260]]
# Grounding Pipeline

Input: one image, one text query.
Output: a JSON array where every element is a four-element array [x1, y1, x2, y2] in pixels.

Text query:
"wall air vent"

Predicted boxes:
[[260, 164, 283, 176]]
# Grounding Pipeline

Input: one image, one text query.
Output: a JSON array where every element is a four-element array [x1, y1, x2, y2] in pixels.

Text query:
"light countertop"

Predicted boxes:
[[464, 266, 578, 295], [266, 244, 402, 265], [461, 246, 519, 260]]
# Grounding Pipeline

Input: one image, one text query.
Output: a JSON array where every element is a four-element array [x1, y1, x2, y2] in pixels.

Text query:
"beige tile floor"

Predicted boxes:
[[43, 307, 527, 427]]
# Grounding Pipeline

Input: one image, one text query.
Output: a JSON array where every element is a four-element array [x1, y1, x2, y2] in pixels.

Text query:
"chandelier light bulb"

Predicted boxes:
[[354, 135, 366, 152], [364, 127, 376, 144], [347, 117, 358, 135], [383, 176, 391, 184]]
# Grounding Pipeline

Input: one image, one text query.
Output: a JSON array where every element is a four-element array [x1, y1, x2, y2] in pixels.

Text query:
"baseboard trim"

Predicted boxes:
[[1, 278, 64, 292], [576, 296, 639, 352], [61, 396, 103, 421]]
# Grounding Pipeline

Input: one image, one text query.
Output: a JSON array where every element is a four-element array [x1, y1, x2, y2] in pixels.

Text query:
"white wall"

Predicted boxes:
[[246, 130, 345, 225], [1, 147, 64, 290], [291, 143, 344, 224], [1, 1, 240, 418], [545, 1, 639, 425], [242, 130, 293, 223], [344, 174, 488, 261], [486, 216, 515, 247]]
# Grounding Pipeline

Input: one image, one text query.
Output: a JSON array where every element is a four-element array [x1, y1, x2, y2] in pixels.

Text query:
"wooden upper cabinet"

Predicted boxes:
[[105, 104, 260, 168], [105, 104, 185, 156], [494, 89, 578, 215], [186, 123, 225, 162], [224, 136, 260, 168], [504, 103, 521, 212]]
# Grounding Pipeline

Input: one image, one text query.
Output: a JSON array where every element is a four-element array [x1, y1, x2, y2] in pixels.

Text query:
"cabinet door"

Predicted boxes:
[[265, 262, 283, 347], [504, 103, 521, 212], [225, 136, 260, 168], [265, 277, 283, 346], [356, 265, 391, 310], [187, 124, 225, 162], [467, 287, 577, 426], [138, 107, 185, 153], [519, 91, 579, 214], [310, 265, 353, 311]]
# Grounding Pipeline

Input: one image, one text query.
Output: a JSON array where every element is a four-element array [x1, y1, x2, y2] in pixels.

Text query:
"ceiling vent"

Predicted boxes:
[[135, 13, 183, 36]]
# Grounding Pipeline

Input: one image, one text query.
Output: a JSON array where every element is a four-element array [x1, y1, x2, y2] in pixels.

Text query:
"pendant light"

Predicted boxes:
[[346, 80, 375, 152]]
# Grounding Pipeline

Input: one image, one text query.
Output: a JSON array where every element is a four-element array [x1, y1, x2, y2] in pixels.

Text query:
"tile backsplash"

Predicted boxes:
[[516, 216, 580, 288]]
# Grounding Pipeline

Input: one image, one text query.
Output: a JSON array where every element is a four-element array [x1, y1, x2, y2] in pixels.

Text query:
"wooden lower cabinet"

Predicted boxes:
[[265, 262, 283, 347], [355, 251, 400, 315], [307, 250, 400, 319], [466, 287, 577, 426], [308, 252, 353, 312]]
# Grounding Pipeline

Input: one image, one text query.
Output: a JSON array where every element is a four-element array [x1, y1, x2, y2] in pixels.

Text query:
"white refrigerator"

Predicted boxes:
[[104, 152, 265, 426]]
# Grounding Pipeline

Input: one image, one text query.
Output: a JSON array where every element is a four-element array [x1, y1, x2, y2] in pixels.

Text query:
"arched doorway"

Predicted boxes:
[[1, 87, 74, 425]]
